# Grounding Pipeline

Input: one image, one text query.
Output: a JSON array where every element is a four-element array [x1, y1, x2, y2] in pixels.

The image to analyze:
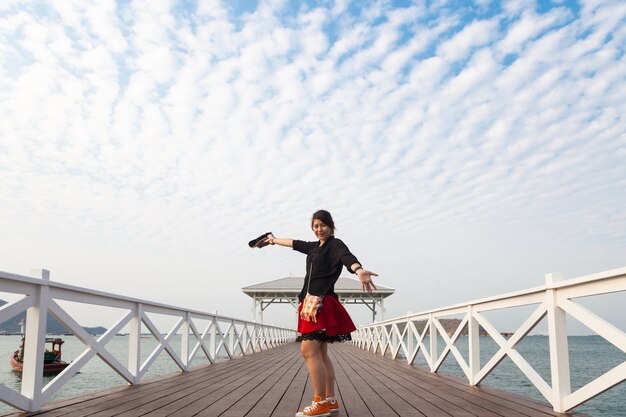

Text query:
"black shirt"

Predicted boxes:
[[292, 235, 360, 301]]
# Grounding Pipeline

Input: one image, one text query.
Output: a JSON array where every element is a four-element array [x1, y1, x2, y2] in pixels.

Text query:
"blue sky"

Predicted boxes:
[[0, 0, 625, 332]]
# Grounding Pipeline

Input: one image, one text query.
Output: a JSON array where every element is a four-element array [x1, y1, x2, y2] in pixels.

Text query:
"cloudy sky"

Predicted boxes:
[[1, 0, 625, 331]]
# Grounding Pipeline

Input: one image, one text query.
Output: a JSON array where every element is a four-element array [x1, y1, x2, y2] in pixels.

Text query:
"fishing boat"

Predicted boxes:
[[10, 336, 70, 374]]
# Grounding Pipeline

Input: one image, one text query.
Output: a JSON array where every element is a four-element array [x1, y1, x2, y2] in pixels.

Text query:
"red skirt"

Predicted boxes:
[[297, 295, 356, 342]]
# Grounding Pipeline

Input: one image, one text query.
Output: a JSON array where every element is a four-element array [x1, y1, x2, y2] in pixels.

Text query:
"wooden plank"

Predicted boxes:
[[434, 371, 573, 417], [337, 347, 427, 416], [243, 355, 305, 417], [344, 345, 591, 417], [9, 346, 290, 417], [387, 354, 556, 417], [330, 345, 453, 417], [337, 345, 503, 417], [219, 352, 302, 417], [48, 355, 266, 417], [118, 346, 296, 416], [333, 345, 399, 416], [271, 353, 309, 417], [194, 348, 301, 416], [346, 346, 541, 417], [328, 346, 373, 417], [84, 348, 286, 417]]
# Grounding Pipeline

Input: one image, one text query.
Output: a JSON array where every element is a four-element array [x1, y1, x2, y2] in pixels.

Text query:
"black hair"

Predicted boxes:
[[311, 209, 335, 233]]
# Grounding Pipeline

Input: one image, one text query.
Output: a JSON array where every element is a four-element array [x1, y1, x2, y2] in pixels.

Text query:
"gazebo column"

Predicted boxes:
[[252, 295, 256, 322], [259, 301, 264, 324]]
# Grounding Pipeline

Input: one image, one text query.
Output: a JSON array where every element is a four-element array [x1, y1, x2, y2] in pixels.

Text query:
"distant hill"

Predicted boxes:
[[0, 299, 107, 335], [396, 318, 488, 337]]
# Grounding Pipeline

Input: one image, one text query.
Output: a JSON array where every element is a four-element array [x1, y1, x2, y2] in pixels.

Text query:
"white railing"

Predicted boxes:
[[352, 267, 626, 413], [0, 269, 297, 412]]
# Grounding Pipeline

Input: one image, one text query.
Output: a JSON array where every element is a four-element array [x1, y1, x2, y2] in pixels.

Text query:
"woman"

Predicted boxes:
[[260, 210, 378, 417]]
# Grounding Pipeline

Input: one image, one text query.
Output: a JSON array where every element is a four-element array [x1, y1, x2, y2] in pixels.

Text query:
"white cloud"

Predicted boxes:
[[437, 18, 500, 62], [498, 8, 571, 55]]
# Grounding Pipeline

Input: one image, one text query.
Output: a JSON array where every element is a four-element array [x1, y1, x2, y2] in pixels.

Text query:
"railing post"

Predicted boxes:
[[181, 312, 190, 370], [252, 295, 256, 322], [391, 323, 399, 358], [362, 328, 366, 349], [406, 313, 414, 364], [242, 324, 249, 354], [21, 269, 50, 411], [546, 273, 571, 412], [381, 325, 388, 355], [128, 303, 143, 384], [468, 305, 480, 385], [209, 318, 217, 359], [429, 313, 437, 372], [261, 326, 267, 350], [229, 321, 235, 354]]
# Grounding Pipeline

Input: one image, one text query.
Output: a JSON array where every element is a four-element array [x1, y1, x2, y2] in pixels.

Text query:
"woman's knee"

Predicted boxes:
[[300, 341, 321, 360]]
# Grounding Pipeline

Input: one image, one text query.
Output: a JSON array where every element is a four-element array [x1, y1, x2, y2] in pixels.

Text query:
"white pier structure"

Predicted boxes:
[[352, 267, 626, 413], [242, 276, 395, 323], [0, 269, 296, 413]]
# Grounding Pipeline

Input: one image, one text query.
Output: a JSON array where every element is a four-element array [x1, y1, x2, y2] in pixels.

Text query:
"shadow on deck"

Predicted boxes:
[[4, 343, 589, 417]]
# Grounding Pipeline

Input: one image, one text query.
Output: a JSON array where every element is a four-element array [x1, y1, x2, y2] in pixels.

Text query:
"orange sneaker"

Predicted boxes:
[[295, 396, 331, 417], [326, 397, 340, 413]]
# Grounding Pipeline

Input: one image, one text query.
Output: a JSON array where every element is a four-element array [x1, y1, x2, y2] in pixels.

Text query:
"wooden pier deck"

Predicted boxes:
[[5, 343, 589, 417]]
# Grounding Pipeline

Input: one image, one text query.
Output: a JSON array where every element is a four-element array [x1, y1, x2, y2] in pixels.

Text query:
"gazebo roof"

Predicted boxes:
[[242, 276, 395, 299]]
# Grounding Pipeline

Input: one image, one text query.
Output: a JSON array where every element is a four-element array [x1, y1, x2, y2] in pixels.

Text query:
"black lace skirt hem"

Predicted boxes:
[[297, 331, 352, 343]]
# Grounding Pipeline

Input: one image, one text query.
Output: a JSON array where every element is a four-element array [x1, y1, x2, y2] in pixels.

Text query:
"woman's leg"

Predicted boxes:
[[300, 339, 326, 398], [319, 343, 335, 398]]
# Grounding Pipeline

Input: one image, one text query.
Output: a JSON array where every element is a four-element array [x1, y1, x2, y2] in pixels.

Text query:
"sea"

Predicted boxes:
[[0, 335, 624, 416]]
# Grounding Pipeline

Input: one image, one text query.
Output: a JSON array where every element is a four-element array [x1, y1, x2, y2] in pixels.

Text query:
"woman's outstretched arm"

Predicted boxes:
[[267, 234, 293, 248]]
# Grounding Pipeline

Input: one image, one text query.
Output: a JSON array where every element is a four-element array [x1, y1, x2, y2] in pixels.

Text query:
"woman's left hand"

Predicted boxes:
[[357, 269, 378, 293]]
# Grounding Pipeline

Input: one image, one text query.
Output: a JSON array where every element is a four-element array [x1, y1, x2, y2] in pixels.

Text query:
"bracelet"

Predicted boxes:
[[354, 266, 363, 273]]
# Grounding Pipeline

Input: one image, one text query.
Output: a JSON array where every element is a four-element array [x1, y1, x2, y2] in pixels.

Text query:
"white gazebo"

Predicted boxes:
[[242, 276, 395, 323]]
